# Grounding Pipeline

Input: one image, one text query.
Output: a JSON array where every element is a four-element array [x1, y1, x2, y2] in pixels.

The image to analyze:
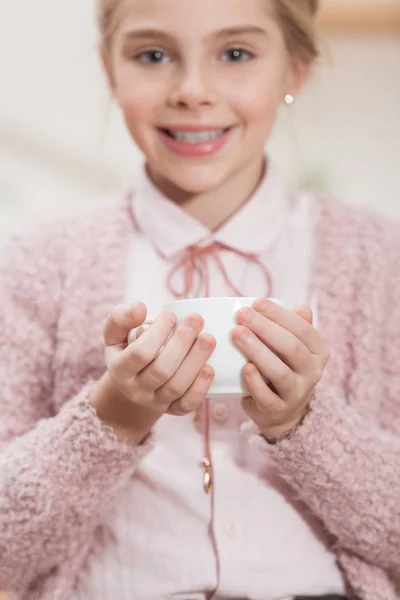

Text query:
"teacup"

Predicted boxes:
[[129, 297, 282, 398]]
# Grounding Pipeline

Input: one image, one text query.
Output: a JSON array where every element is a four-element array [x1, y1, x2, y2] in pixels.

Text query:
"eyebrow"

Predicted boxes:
[[122, 25, 268, 43], [123, 29, 175, 43], [214, 26, 268, 39]]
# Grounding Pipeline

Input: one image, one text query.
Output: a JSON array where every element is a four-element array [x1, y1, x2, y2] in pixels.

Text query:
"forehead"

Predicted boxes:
[[117, 0, 274, 36]]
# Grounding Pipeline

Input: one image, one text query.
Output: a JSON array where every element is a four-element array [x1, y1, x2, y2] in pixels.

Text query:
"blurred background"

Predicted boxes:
[[0, 0, 399, 242]]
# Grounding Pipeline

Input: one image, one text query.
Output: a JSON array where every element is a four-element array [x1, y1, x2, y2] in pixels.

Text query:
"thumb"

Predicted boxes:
[[293, 304, 313, 325], [104, 301, 148, 347]]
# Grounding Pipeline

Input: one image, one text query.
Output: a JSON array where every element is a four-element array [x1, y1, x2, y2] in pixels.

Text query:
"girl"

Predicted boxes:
[[0, 1, 399, 599]]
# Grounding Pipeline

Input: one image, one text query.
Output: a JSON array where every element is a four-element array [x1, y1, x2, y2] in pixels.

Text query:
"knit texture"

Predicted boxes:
[[0, 195, 399, 600]]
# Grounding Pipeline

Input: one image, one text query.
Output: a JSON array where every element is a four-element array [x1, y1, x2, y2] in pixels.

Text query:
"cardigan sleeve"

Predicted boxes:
[[0, 226, 153, 592], [248, 216, 400, 579], [252, 389, 400, 578]]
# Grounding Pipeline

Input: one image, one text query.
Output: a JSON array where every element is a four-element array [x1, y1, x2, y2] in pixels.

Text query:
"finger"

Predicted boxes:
[[104, 302, 147, 348], [137, 314, 204, 391], [252, 299, 324, 355], [156, 334, 216, 402], [167, 365, 215, 416], [232, 326, 294, 398], [236, 308, 309, 374], [242, 363, 282, 412], [108, 310, 176, 379], [135, 326, 146, 340], [293, 304, 313, 325]]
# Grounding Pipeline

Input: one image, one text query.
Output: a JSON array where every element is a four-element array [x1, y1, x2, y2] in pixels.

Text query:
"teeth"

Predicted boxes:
[[169, 129, 226, 143]]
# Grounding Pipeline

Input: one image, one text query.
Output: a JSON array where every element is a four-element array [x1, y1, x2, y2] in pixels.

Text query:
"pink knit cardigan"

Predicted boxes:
[[0, 195, 399, 600]]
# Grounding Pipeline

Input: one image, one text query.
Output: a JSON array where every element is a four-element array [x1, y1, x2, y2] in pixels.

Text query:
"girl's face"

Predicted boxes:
[[105, 0, 308, 194]]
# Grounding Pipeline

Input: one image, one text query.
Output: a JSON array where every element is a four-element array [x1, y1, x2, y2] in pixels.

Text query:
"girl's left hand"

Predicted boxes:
[[233, 298, 331, 441]]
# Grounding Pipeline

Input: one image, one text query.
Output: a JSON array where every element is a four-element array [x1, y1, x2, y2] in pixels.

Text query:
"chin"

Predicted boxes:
[[155, 161, 233, 195]]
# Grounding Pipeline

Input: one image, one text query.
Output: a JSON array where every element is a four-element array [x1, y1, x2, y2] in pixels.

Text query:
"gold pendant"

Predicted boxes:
[[202, 458, 212, 494]]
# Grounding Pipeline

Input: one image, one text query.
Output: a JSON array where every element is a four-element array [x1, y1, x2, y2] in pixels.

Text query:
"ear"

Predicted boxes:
[[99, 43, 116, 92], [285, 58, 312, 101]]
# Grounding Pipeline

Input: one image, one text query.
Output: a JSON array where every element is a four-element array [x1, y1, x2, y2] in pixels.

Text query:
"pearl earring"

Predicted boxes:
[[284, 94, 294, 105]]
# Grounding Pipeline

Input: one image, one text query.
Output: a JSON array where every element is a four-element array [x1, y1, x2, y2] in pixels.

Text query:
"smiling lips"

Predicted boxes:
[[157, 125, 235, 157]]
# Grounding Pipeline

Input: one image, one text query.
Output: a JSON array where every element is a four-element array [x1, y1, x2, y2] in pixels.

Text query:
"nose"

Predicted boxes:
[[168, 64, 217, 111]]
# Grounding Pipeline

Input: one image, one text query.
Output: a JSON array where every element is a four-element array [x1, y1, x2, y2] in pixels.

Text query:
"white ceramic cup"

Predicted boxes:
[[129, 297, 283, 398]]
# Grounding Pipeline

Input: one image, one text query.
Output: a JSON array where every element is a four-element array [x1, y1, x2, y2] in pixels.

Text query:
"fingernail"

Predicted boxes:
[[201, 368, 212, 380], [237, 327, 249, 342], [244, 363, 257, 376], [255, 299, 269, 312], [185, 315, 200, 330], [239, 308, 254, 324], [199, 336, 213, 350]]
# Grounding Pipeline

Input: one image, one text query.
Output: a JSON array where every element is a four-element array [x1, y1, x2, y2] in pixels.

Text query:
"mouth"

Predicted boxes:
[[159, 127, 233, 144]]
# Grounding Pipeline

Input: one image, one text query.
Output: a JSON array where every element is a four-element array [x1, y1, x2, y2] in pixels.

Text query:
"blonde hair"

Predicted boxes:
[[97, 0, 319, 63], [273, 0, 319, 63]]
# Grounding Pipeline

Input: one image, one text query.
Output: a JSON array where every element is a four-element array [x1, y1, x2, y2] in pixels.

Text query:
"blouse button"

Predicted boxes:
[[223, 522, 238, 539], [212, 403, 229, 424]]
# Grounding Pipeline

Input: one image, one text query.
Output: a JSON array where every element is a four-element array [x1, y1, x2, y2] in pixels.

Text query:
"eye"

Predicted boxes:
[[135, 50, 169, 65], [221, 48, 254, 63]]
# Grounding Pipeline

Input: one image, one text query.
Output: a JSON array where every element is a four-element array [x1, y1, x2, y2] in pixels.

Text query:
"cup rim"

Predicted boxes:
[[163, 296, 281, 306]]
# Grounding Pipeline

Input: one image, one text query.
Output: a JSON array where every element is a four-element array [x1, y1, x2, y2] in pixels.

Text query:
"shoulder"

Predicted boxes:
[[316, 196, 400, 269], [316, 195, 399, 248], [1, 192, 132, 271], [315, 196, 400, 325], [0, 192, 132, 322]]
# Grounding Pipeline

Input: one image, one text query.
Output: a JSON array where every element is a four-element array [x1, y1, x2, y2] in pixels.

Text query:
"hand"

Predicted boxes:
[[233, 299, 331, 440], [104, 302, 216, 417]]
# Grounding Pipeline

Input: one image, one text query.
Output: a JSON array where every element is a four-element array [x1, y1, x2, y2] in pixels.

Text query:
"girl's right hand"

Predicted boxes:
[[104, 301, 216, 417]]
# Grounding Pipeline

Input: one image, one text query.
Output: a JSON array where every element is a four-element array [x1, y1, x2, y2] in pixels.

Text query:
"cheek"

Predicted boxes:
[[227, 85, 280, 135], [237, 88, 278, 120], [114, 71, 161, 131], [224, 64, 287, 128]]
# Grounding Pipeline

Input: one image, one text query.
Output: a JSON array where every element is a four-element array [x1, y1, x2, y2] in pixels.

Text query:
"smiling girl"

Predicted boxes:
[[0, 1, 399, 599]]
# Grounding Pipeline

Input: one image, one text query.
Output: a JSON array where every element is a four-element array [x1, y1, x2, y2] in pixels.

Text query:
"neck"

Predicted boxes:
[[149, 157, 266, 232]]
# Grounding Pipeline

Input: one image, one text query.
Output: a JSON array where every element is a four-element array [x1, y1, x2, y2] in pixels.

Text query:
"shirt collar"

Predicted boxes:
[[131, 158, 291, 258]]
